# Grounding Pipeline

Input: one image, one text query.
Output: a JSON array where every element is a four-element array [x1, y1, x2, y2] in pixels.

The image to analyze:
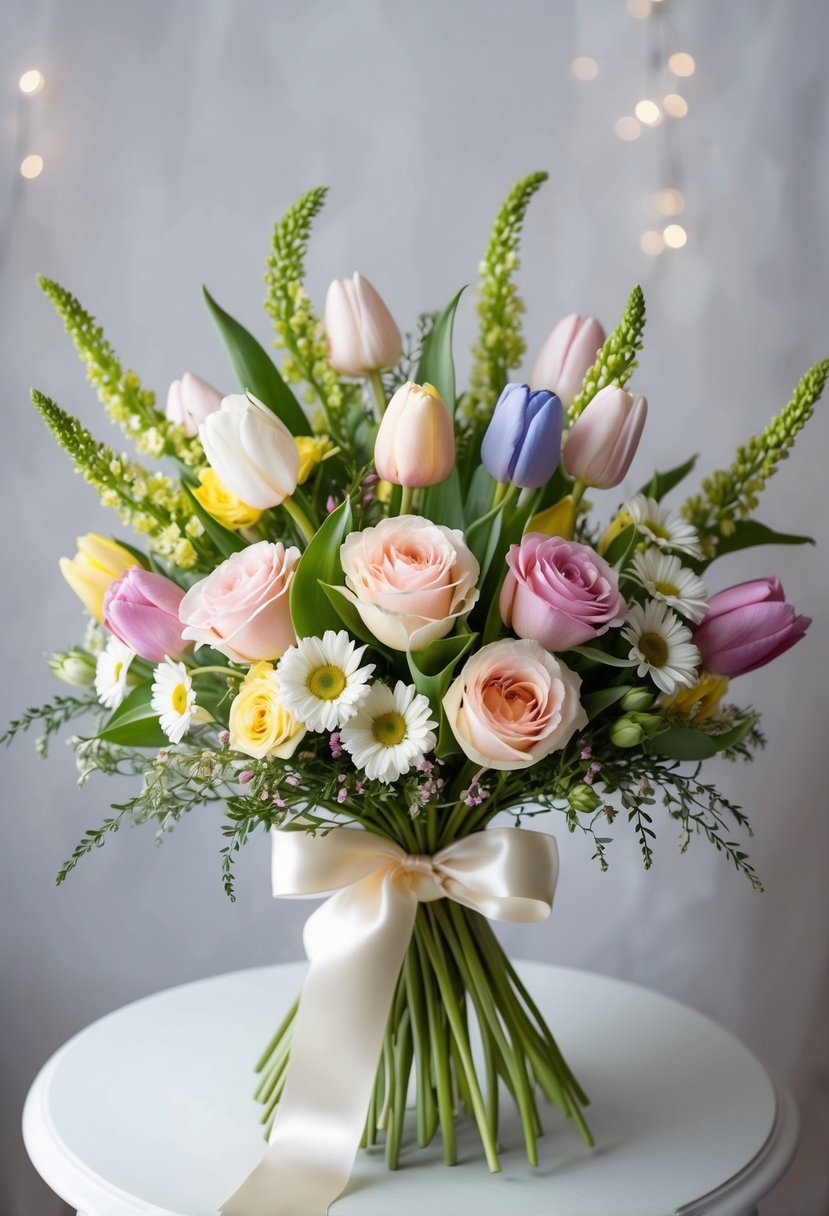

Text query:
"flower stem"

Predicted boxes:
[[368, 370, 388, 418], [399, 485, 414, 516], [281, 494, 316, 544]]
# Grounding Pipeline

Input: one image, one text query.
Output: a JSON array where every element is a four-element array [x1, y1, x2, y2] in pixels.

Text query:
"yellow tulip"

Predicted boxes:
[[192, 468, 262, 531], [59, 534, 137, 621], [597, 508, 633, 556], [229, 662, 306, 760], [525, 495, 577, 541]]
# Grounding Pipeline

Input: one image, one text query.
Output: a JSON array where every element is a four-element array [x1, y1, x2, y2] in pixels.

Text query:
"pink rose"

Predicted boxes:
[[179, 541, 300, 662], [337, 515, 479, 651], [694, 577, 811, 677], [443, 638, 587, 770], [500, 534, 626, 651], [103, 566, 188, 662]]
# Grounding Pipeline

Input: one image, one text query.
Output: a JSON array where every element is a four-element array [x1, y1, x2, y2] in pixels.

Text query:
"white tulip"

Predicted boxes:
[[165, 372, 223, 437], [325, 272, 402, 377], [199, 393, 299, 510]]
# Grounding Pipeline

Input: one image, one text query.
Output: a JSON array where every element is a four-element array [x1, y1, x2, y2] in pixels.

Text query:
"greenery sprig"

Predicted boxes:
[[461, 170, 549, 422], [682, 359, 829, 543], [567, 284, 646, 422], [38, 277, 202, 466], [1, 694, 97, 756]]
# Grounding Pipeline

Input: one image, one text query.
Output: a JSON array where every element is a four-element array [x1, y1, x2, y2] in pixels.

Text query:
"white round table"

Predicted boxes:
[[23, 962, 797, 1216]]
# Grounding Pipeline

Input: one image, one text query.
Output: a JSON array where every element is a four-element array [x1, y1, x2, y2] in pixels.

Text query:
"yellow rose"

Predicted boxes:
[[192, 468, 263, 531], [229, 662, 305, 760], [59, 534, 137, 621], [295, 435, 337, 484]]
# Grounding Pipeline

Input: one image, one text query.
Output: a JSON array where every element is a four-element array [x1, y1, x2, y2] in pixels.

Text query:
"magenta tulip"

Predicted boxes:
[[563, 387, 648, 488], [694, 578, 811, 677], [531, 314, 605, 407], [104, 567, 189, 662]]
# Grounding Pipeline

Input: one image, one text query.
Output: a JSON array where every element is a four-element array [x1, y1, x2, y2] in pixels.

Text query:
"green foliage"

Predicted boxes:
[[640, 454, 698, 501], [568, 285, 646, 421], [37, 276, 202, 465], [1, 694, 97, 756], [263, 187, 360, 432], [461, 171, 549, 422], [202, 286, 311, 435], [30, 390, 212, 570], [415, 287, 465, 409], [95, 685, 168, 748], [289, 498, 353, 637], [682, 359, 828, 547]]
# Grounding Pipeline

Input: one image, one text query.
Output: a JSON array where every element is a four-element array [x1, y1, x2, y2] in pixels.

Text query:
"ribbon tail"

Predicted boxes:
[[221, 868, 417, 1216]]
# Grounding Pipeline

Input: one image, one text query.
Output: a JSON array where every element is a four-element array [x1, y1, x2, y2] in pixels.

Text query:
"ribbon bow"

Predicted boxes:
[[221, 825, 558, 1216]]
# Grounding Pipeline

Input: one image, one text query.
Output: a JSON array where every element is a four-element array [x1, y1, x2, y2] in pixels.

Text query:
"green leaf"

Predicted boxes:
[[181, 483, 246, 557], [601, 524, 638, 569], [407, 632, 476, 702], [643, 716, 758, 761], [112, 538, 151, 570], [641, 455, 699, 502], [581, 686, 632, 720], [96, 685, 167, 747], [319, 583, 393, 656], [570, 645, 636, 669], [466, 463, 497, 520], [421, 468, 465, 531], [289, 499, 353, 638], [710, 519, 815, 562], [415, 286, 465, 410], [202, 286, 311, 436]]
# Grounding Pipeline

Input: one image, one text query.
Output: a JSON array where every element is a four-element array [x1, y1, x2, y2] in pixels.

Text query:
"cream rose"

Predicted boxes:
[[337, 515, 479, 651], [443, 638, 587, 770], [179, 540, 299, 661], [229, 662, 305, 760]]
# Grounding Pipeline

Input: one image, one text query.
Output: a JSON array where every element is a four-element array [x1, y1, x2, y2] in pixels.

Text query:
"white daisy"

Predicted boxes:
[[277, 630, 375, 732], [625, 494, 703, 558], [622, 599, 701, 695], [340, 681, 438, 783], [95, 637, 135, 709], [151, 658, 211, 744], [629, 549, 708, 623]]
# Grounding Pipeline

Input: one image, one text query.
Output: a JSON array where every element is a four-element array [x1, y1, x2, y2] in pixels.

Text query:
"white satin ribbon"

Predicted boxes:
[[220, 825, 558, 1216]]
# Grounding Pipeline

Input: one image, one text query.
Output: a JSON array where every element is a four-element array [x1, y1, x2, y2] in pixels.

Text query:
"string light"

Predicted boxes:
[[634, 99, 662, 126], [571, 56, 599, 81], [615, 115, 641, 141], [655, 188, 685, 216], [663, 92, 688, 118], [19, 69, 44, 96], [640, 230, 665, 256], [20, 154, 44, 179], [668, 52, 696, 77], [626, 0, 652, 18], [663, 223, 687, 249]]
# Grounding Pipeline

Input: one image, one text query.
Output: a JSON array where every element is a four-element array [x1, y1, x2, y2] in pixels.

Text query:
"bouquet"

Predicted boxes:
[[7, 171, 824, 1216]]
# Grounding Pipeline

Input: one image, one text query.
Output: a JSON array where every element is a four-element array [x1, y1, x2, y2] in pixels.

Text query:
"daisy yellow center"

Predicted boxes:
[[653, 579, 680, 597], [113, 660, 124, 681], [644, 518, 671, 541], [172, 682, 189, 714], [307, 664, 346, 700], [372, 711, 407, 747], [638, 631, 669, 667]]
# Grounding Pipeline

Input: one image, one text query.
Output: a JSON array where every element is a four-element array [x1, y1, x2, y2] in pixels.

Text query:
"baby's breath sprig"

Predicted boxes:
[[682, 358, 829, 542], [37, 277, 203, 465], [461, 170, 549, 423], [263, 187, 360, 433], [567, 284, 646, 422], [31, 390, 210, 569]]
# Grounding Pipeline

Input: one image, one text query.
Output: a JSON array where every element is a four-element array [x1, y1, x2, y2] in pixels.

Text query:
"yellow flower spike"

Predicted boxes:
[[661, 673, 730, 724], [598, 508, 633, 555], [525, 495, 577, 540], [295, 435, 338, 484], [59, 533, 137, 621], [192, 468, 263, 532]]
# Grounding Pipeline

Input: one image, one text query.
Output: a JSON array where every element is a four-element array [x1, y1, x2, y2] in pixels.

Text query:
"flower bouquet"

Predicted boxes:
[[7, 171, 824, 1215]]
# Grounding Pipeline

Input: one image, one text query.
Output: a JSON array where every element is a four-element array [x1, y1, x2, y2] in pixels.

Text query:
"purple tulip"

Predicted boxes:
[[694, 578, 811, 677], [103, 567, 190, 663], [481, 384, 563, 489]]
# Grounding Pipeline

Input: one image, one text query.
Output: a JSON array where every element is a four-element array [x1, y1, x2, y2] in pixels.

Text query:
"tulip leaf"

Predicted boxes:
[[466, 464, 498, 522], [111, 538, 152, 571], [581, 685, 632, 720], [601, 524, 638, 569], [570, 645, 637, 668], [319, 582, 394, 658], [202, 285, 311, 436], [709, 519, 815, 562], [640, 454, 699, 501], [289, 499, 352, 638], [416, 286, 466, 410], [96, 685, 167, 748], [421, 470, 466, 531], [181, 483, 246, 558], [644, 715, 757, 761]]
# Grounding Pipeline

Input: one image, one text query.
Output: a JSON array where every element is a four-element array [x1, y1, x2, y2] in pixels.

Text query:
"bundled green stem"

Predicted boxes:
[[567, 285, 646, 422], [37, 277, 202, 465], [461, 171, 549, 422], [682, 359, 829, 543]]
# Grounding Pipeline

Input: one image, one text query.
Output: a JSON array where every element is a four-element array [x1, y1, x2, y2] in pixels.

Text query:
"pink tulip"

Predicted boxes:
[[103, 567, 189, 662], [165, 372, 223, 437], [563, 387, 648, 488], [531, 314, 605, 407], [325, 273, 402, 377], [694, 578, 811, 677]]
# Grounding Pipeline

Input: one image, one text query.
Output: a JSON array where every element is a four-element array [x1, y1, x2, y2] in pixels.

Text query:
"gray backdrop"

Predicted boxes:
[[1, 1, 827, 1213]]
